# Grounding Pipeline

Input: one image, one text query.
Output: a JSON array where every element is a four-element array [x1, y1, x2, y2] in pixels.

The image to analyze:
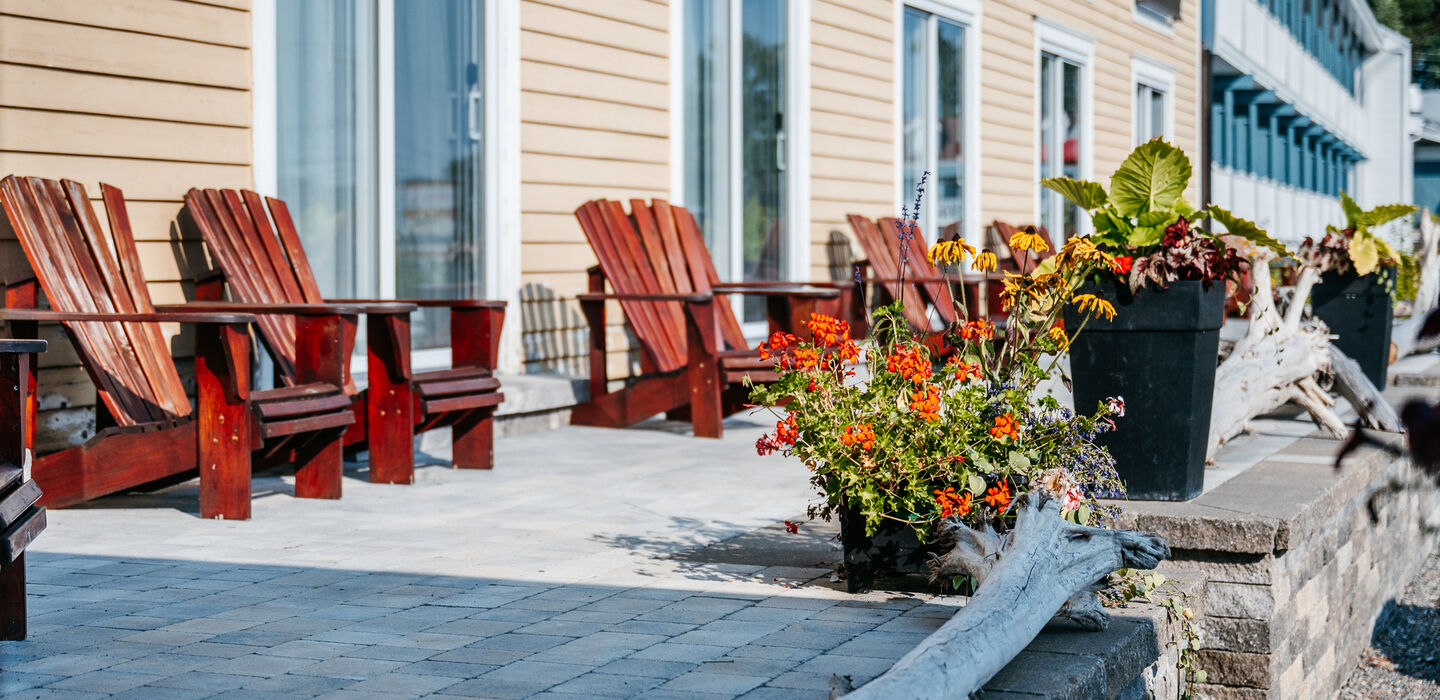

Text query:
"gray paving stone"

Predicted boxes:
[[466, 607, 556, 624], [390, 633, 477, 651], [468, 632, 572, 652], [346, 672, 463, 695], [551, 671, 664, 697], [205, 630, 305, 648], [604, 620, 697, 636], [422, 618, 524, 638], [440, 677, 557, 699], [104, 653, 217, 675], [580, 597, 672, 614], [341, 644, 438, 663], [174, 641, 262, 659], [808, 606, 902, 623], [202, 652, 321, 677], [697, 655, 799, 677], [288, 656, 408, 680], [106, 686, 215, 700], [0, 689, 109, 699], [739, 686, 828, 700], [659, 670, 767, 695], [257, 639, 364, 660], [723, 644, 822, 662], [595, 658, 699, 678], [515, 619, 611, 637], [394, 659, 500, 678], [429, 646, 533, 666], [483, 659, 591, 684], [0, 672, 63, 693], [629, 643, 734, 663], [793, 653, 894, 681], [115, 629, 215, 647], [670, 620, 786, 648], [763, 670, 833, 690], [8, 653, 118, 676], [240, 673, 354, 694], [147, 670, 252, 692], [720, 606, 814, 624], [826, 631, 926, 659], [549, 610, 634, 624]]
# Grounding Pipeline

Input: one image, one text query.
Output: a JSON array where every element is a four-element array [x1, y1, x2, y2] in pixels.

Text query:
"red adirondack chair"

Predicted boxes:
[[845, 215, 1009, 330], [181, 188, 505, 480], [0, 338, 47, 640], [0, 176, 357, 520], [573, 198, 849, 438], [990, 220, 1057, 274]]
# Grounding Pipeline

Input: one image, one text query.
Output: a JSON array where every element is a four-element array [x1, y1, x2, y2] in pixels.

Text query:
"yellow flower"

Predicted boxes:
[[927, 238, 977, 266], [972, 251, 998, 272], [1073, 293, 1118, 321], [1009, 226, 1050, 253], [1047, 326, 1069, 350]]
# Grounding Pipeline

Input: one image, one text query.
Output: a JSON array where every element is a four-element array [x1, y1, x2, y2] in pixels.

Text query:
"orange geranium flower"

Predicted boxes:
[[910, 385, 942, 422], [794, 347, 821, 371], [839, 423, 876, 451], [989, 413, 1019, 441], [946, 357, 981, 381], [758, 332, 799, 368], [983, 480, 1012, 510], [837, 341, 861, 366], [775, 414, 799, 445], [934, 487, 972, 519], [886, 347, 932, 385], [959, 319, 995, 341], [805, 313, 851, 347]]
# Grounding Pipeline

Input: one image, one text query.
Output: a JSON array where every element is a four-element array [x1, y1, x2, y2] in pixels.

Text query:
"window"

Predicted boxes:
[[272, 0, 492, 351], [1135, 0, 1180, 25], [902, 4, 971, 244], [1135, 83, 1166, 144], [681, 0, 794, 323], [1038, 52, 1085, 239]]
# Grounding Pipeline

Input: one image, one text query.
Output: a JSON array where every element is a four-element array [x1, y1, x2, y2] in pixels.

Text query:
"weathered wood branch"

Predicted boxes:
[[1330, 346, 1403, 431], [1393, 210, 1440, 360], [847, 497, 1170, 699]]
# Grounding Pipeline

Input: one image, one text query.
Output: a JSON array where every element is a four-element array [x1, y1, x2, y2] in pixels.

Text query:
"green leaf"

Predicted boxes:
[[1366, 203, 1419, 228], [1136, 210, 1178, 228], [1077, 504, 1092, 525], [1109, 139, 1192, 217], [1174, 195, 1198, 220], [1350, 235, 1380, 276], [1042, 177, 1109, 210], [967, 474, 987, 496], [1205, 206, 1293, 257], [1195, 670, 1208, 684], [1007, 451, 1031, 471], [1340, 190, 1366, 229], [1092, 210, 1119, 234], [1129, 225, 1164, 248]]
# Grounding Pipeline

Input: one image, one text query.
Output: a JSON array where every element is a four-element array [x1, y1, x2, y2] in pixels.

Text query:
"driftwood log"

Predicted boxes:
[[846, 497, 1170, 698], [1392, 210, 1440, 360]]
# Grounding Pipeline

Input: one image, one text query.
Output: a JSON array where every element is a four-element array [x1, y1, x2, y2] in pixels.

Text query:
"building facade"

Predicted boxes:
[[1202, 0, 1416, 244], [4, 0, 1416, 450]]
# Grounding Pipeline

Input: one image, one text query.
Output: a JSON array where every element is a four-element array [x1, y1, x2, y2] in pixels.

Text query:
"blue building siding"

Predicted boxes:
[[1210, 74, 1361, 196]]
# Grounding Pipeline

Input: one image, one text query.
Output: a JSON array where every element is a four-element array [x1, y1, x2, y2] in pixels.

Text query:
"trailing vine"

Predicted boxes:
[[1103, 569, 1207, 693]]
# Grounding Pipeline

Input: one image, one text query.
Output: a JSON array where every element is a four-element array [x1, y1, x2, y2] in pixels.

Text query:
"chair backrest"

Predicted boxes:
[[990, 220, 1055, 274], [0, 176, 191, 425], [575, 199, 748, 374], [182, 188, 329, 387], [845, 215, 956, 330]]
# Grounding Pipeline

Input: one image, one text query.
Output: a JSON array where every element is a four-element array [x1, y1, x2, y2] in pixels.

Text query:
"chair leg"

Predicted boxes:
[[367, 390, 415, 484], [294, 430, 343, 499], [688, 365, 723, 439], [0, 554, 25, 640], [452, 408, 495, 470]]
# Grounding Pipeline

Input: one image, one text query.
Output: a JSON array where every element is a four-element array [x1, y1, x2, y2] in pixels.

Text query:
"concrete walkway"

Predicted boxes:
[[1, 414, 960, 699]]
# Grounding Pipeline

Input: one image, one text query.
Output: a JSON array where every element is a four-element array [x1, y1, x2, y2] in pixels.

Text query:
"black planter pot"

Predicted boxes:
[[1311, 269, 1394, 388], [1065, 279, 1225, 501], [838, 507, 944, 593]]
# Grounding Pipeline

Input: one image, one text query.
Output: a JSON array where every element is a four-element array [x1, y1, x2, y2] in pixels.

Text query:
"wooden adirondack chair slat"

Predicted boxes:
[[878, 217, 960, 326], [601, 199, 688, 365], [847, 215, 931, 329], [669, 204, 747, 351], [236, 190, 306, 304], [649, 200, 693, 295], [208, 189, 299, 362], [63, 182, 186, 418], [578, 201, 683, 371], [262, 197, 327, 303]]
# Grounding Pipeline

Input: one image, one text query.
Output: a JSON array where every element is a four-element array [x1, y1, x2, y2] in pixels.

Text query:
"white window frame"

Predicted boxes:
[[1034, 18, 1095, 239], [1131, 55, 1177, 145], [251, 0, 523, 373], [893, 0, 983, 249], [1132, 1, 1177, 36], [669, 0, 811, 337]]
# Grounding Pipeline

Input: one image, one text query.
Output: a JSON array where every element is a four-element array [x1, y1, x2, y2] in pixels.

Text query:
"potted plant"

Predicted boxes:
[[749, 226, 1125, 592], [1298, 192, 1418, 387], [1040, 139, 1287, 501]]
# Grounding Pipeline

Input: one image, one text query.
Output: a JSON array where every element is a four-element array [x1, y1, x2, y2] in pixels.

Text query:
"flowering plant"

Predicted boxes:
[[750, 215, 1129, 541], [1040, 139, 1289, 292], [1297, 191, 1417, 277]]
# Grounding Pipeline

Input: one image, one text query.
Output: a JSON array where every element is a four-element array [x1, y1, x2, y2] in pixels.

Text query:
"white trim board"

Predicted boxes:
[[1033, 17, 1096, 238], [1131, 54, 1178, 143]]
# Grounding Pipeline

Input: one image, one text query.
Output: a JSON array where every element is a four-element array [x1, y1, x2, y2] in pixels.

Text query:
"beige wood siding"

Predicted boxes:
[[518, 0, 670, 379], [809, 0, 896, 283], [980, 0, 1203, 228], [0, 0, 252, 452]]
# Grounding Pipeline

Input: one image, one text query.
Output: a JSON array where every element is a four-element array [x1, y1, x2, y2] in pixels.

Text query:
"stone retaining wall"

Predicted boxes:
[[1130, 433, 1440, 698]]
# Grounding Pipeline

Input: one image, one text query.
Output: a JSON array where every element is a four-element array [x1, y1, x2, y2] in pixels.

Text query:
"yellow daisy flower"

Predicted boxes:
[[1047, 326, 1069, 350], [1009, 226, 1050, 253], [927, 238, 977, 266], [1072, 293, 1118, 321], [972, 251, 998, 272]]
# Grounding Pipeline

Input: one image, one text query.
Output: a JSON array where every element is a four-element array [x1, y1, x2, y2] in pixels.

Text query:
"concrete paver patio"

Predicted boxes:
[[0, 415, 961, 699]]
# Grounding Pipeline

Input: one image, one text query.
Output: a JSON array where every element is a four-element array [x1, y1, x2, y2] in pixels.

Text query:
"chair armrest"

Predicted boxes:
[[329, 298, 505, 310], [709, 284, 840, 299], [0, 309, 255, 325], [156, 302, 364, 317], [577, 292, 713, 304], [0, 339, 46, 354]]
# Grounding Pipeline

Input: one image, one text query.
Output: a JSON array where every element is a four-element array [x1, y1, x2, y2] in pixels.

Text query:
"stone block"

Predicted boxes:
[[1190, 683, 1268, 699], [1205, 583, 1274, 621], [1199, 617, 1271, 654], [1193, 650, 1270, 689], [983, 649, 1106, 699]]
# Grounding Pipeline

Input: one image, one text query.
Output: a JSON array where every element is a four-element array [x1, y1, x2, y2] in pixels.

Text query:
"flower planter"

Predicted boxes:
[[838, 506, 945, 594], [1311, 269, 1394, 388], [1065, 280, 1225, 501]]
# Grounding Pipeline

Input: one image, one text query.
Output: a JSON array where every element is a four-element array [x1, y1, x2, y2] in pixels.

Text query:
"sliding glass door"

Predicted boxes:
[[902, 5, 969, 243], [274, 0, 487, 351], [682, 0, 789, 323], [1038, 51, 1085, 239]]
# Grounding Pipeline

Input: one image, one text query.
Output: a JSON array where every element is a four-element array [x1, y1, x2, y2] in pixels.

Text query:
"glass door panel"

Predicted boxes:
[[683, 0, 731, 277], [933, 18, 965, 241], [739, 0, 786, 321], [901, 8, 926, 235], [394, 0, 485, 350]]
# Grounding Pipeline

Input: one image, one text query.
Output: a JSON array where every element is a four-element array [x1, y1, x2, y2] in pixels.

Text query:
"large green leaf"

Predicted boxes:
[[1365, 203, 1419, 228], [1349, 234, 1380, 276], [1109, 139, 1192, 217], [1136, 210, 1178, 228], [1129, 226, 1164, 248], [1340, 191, 1365, 229], [1042, 177, 1108, 210], [1205, 206, 1292, 257]]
